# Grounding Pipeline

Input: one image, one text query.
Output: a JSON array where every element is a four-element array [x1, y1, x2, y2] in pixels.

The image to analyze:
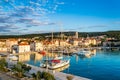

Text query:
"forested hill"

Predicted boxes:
[[0, 31, 120, 40]]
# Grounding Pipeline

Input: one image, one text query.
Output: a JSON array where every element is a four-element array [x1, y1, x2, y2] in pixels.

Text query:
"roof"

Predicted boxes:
[[19, 41, 29, 46]]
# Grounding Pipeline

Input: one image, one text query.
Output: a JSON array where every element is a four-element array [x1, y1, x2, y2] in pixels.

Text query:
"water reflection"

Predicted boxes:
[[18, 53, 43, 62], [102, 50, 120, 56], [20, 53, 70, 72], [48, 64, 70, 73], [75, 49, 96, 61]]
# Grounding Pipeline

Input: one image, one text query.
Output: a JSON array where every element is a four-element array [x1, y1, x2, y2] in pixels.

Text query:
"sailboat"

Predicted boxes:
[[40, 59, 70, 69], [40, 23, 70, 69]]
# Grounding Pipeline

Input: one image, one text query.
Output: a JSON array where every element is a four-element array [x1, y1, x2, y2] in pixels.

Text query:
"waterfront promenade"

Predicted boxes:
[[27, 64, 90, 80], [0, 72, 18, 80]]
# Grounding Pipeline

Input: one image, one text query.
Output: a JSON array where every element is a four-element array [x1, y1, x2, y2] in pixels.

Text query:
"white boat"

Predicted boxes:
[[54, 56, 63, 60], [77, 49, 91, 57], [40, 59, 70, 69], [43, 56, 63, 61], [7, 54, 18, 61]]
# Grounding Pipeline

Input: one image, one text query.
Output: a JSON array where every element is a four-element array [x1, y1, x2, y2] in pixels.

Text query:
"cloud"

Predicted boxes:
[[0, 16, 12, 23], [27, 20, 57, 27], [29, 1, 41, 6], [53, 5, 58, 11], [0, 24, 17, 32], [0, 0, 64, 34], [0, 6, 2, 9], [17, 18, 34, 23], [56, 2, 65, 5], [113, 21, 120, 24], [86, 25, 108, 28], [30, 20, 56, 26]]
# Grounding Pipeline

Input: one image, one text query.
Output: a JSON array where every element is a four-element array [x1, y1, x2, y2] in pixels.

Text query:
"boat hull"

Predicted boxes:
[[40, 59, 70, 70], [48, 60, 70, 69]]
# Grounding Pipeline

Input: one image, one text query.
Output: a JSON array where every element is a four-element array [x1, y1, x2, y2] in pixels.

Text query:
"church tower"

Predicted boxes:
[[75, 32, 78, 38]]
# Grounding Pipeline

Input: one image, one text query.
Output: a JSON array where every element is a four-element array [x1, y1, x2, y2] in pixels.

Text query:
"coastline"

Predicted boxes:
[[26, 63, 90, 80]]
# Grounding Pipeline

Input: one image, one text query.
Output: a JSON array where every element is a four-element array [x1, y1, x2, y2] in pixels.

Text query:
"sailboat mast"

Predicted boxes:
[[51, 27, 54, 58], [60, 23, 63, 56]]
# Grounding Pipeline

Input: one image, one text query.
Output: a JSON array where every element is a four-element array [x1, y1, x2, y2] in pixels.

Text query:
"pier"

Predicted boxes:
[[27, 64, 90, 80]]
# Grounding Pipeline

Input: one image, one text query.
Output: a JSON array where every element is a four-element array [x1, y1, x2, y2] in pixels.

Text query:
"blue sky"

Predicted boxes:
[[0, 0, 120, 35]]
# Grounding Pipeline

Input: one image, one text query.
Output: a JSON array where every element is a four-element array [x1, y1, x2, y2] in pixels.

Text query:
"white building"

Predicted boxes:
[[12, 41, 30, 53], [0, 40, 7, 52], [35, 41, 44, 51], [0, 47, 7, 52], [6, 39, 18, 52], [18, 42, 30, 53]]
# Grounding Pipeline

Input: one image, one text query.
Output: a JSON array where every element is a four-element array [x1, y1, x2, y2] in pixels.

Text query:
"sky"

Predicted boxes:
[[0, 0, 120, 35]]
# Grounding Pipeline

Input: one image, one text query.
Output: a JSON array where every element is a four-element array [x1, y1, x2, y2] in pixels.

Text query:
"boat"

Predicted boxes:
[[40, 59, 70, 69], [54, 56, 63, 60], [40, 24, 70, 70], [77, 49, 92, 57], [7, 54, 18, 61], [52, 64, 70, 72]]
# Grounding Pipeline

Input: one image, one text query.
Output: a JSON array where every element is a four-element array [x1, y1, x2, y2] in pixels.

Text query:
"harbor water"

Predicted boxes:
[[25, 50, 120, 80]]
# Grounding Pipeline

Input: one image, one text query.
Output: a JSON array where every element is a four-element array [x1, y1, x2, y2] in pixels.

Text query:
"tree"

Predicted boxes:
[[36, 71, 41, 80], [32, 73, 36, 79], [12, 62, 24, 78], [42, 72, 55, 80], [22, 64, 31, 72], [0, 58, 7, 71]]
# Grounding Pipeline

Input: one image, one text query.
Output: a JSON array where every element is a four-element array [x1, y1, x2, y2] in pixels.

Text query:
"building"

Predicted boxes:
[[35, 41, 44, 51], [12, 41, 30, 53], [0, 39, 7, 52], [18, 41, 30, 53], [75, 32, 79, 39], [30, 41, 35, 51], [73, 39, 79, 46], [6, 39, 18, 52], [103, 40, 120, 47], [81, 38, 97, 47]]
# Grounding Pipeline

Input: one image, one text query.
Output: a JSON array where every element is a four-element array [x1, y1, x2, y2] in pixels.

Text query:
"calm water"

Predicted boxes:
[[26, 50, 120, 80]]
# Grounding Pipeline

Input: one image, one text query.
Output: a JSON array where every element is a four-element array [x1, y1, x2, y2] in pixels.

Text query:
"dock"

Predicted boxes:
[[27, 64, 90, 80]]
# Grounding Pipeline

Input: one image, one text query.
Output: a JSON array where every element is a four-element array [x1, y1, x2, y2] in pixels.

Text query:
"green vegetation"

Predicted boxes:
[[0, 31, 120, 40], [106, 31, 120, 40], [0, 58, 8, 71], [32, 71, 55, 80], [12, 62, 31, 78], [0, 59, 55, 80], [66, 75, 74, 80], [42, 71, 55, 80]]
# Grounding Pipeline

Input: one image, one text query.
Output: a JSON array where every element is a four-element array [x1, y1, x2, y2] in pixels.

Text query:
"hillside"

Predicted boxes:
[[0, 31, 120, 40]]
